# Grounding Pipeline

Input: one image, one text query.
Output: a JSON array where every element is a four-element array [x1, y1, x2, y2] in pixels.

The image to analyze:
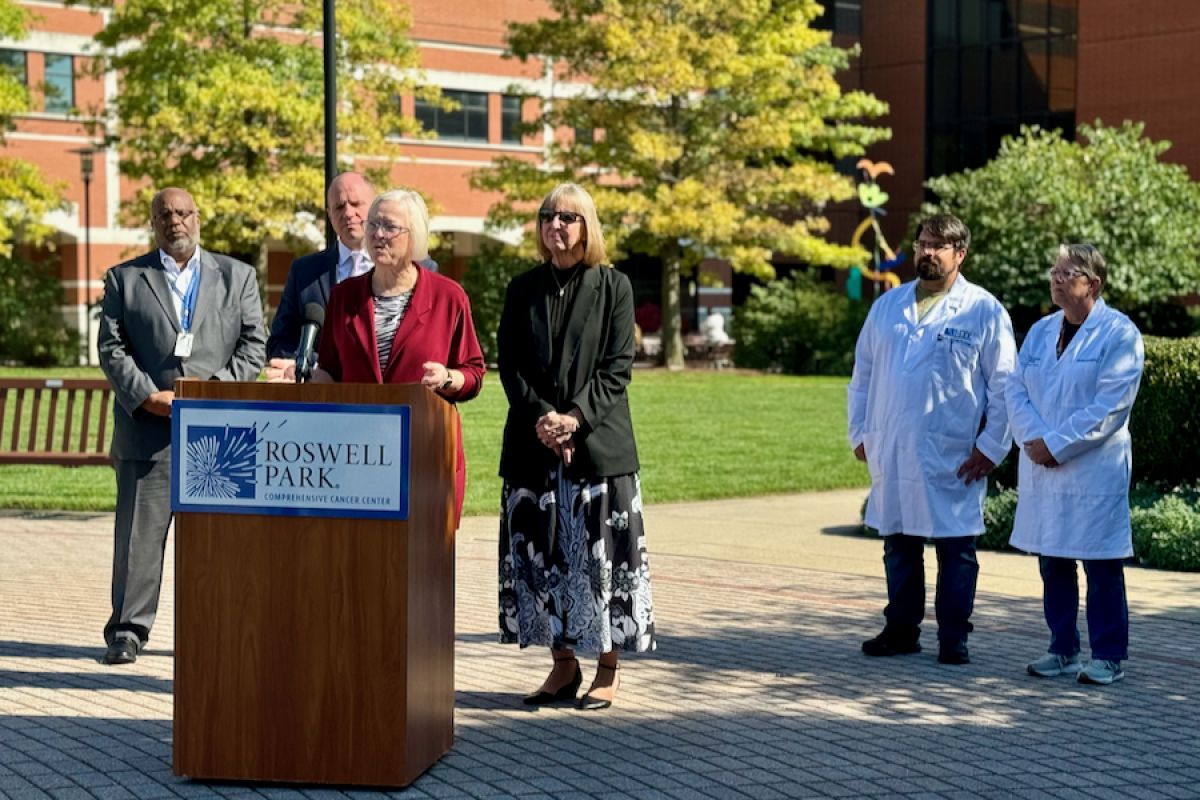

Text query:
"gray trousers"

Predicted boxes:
[[105, 457, 173, 646]]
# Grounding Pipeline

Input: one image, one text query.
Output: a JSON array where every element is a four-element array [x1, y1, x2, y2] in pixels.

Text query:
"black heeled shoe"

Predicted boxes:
[[523, 657, 582, 705], [577, 662, 619, 710]]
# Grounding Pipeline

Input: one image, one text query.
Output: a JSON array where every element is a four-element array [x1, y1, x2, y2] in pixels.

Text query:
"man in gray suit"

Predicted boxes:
[[97, 187, 266, 665]]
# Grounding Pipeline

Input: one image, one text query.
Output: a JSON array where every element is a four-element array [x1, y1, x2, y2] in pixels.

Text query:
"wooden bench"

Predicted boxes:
[[0, 378, 113, 466]]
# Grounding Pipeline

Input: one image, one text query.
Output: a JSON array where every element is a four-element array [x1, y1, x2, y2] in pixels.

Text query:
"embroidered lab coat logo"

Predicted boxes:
[[938, 326, 976, 345]]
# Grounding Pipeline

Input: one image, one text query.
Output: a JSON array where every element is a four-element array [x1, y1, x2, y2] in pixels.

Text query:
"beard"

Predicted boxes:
[[161, 232, 198, 259], [916, 256, 948, 281]]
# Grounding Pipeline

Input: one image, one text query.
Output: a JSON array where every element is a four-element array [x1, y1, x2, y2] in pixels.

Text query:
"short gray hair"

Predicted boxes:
[[1057, 243, 1106, 296], [369, 189, 430, 262]]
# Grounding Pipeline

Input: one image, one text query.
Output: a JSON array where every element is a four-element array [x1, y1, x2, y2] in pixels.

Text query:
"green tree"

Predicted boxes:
[[461, 241, 532, 365], [87, 0, 437, 260], [922, 122, 1200, 326], [472, 0, 888, 368], [0, 0, 65, 255]]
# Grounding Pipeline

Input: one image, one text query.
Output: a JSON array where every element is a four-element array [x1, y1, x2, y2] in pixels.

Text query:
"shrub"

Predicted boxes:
[[1130, 336, 1200, 486], [979, 487, 1019, 551], [1131, 489, 1200, 572], [0, 254, 79, 365], [461, 242, 532, 365], [732, 270, 867, 375], [921, 122, 1200, 316]]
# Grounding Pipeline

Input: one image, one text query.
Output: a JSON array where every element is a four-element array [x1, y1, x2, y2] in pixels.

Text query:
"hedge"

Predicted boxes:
[[1130, 336, 1200, 486]]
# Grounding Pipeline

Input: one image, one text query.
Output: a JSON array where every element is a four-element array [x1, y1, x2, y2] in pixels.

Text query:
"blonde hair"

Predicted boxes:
[[536, 182, 608, 267], [369, 189, 430, 262]]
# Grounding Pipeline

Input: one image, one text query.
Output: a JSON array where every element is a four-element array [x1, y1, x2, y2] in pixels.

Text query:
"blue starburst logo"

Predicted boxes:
[[185, 425, 257, 499]]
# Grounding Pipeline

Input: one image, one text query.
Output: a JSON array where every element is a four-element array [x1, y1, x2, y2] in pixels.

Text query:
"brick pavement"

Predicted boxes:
[[1, 501, 1198, 800]]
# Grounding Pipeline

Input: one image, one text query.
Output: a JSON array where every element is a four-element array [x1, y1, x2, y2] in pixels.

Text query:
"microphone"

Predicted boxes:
[[295, 303, 325, 384]]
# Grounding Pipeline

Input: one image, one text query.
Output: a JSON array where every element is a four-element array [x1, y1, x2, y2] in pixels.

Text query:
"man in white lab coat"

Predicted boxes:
[[848, 213, 1016, 665], [1007, 244, 1143, 686]]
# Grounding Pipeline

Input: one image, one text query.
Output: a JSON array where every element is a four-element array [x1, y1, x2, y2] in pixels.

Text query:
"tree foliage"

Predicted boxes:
[[922, 122, 1200, 320], [461, 241, 532, 365], [472, 0, 889, 368], [0, 0, 66, 256], [88, 0, 436, 258]]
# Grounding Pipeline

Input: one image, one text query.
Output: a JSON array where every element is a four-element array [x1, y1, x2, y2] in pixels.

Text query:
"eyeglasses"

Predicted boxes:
[[912, 240, 955, 254], [538, 209, 583, 225], [1048, 267, 1089, 282], [366, 220, 410, 240], [155, 209, 196, 224]]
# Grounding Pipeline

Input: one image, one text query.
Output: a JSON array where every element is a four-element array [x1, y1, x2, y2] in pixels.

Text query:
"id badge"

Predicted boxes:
[[174, 332, 194, 359]]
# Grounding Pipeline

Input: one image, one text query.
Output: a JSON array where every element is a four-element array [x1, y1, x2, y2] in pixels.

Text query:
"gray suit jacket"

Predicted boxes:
[[98, 248, 267, 461]]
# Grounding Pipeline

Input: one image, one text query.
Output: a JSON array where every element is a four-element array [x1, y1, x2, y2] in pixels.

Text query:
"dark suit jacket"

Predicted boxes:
[[267, 247, 440, 359], [98, 249, 267, 461], [267, 247, 337, 359], [318, 264, 485, 521], [497, 263, 639, 485]]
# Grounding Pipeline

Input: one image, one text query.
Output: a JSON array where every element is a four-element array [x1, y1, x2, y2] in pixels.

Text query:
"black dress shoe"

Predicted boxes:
[[862, 630, 921, 657], [577, 663, 619, 711], [937, 641, 970, 665], [103, 639, 139, 665], [523, 661, 582, 705]]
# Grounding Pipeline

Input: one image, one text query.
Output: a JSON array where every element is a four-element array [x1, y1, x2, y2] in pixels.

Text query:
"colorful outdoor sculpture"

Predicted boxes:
[[847, 158, 903, 299]]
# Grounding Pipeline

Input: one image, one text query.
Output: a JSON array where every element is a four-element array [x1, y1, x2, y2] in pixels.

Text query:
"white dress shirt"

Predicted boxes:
[[159, 248, 202, 328]]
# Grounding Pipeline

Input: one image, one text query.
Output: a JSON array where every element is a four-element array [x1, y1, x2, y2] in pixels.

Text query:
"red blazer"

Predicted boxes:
[[318, 265, 485, 522]]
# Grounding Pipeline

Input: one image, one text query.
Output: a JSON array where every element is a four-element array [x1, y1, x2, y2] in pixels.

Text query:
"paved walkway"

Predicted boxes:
[[1, 490, 1198, 799]]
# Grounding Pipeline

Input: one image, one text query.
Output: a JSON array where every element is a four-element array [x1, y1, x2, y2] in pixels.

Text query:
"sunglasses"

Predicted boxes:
[[538, 209, 583, 225]]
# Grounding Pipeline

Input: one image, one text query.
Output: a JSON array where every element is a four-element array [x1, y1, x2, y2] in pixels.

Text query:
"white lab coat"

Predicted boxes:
[[1006, 298, 1144, 559], [848, 276, 1016, 538]]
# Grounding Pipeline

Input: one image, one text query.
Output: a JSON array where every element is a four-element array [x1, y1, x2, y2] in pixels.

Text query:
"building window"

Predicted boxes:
[[415, 89, 488, 142], [813, 0, 862, 40], [44, 53, 74, 114], [925, 0, 1077, 177], [500, 95, 522, 144], [0, 49, 27, 85]]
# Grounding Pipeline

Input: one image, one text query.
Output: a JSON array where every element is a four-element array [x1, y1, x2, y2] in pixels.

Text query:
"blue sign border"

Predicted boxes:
[[171, 398, 411, 520]]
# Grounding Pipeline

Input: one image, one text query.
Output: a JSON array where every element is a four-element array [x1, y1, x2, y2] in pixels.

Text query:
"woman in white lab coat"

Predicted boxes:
[[1006, 244, 1144, 686]]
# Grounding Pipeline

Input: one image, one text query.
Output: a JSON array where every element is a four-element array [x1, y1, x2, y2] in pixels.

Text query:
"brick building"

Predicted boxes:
[[3, 0, 1200, 362]]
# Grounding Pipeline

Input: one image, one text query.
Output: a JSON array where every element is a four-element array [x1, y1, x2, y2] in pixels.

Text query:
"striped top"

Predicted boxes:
[[374, 290, 413, 373]]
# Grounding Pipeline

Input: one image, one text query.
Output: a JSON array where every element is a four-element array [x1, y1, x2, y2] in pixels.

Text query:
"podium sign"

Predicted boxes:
[[172, 382, 456, 788], [171, 399, 411, 519]]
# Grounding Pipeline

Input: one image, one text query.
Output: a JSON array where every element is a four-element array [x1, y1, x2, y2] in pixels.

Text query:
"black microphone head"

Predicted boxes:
[[303, 302, 325, 329]]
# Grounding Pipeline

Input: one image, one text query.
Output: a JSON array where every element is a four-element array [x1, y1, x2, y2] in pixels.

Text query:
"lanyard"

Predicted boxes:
[[178, 268, 200, 332]]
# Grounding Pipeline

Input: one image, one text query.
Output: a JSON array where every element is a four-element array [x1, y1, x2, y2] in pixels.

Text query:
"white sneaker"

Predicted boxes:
[[1027, 652, 1082, 677], [1077, 659, 1124, 685]]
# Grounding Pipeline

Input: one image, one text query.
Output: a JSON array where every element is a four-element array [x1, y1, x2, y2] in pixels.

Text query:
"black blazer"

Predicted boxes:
[[497, 263, 639, 484], [267, 247, 337, 359]]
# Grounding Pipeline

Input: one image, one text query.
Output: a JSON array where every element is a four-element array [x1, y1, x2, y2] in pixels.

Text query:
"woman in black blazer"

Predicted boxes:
[[497, 182, 656, 710]]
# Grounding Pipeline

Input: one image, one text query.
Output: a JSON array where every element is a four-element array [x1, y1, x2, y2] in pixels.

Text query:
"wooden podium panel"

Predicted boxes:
[[172, 381, 456, 787]]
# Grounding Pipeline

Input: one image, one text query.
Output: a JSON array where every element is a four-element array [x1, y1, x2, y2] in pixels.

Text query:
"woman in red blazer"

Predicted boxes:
[[313, 189, 485, 523]]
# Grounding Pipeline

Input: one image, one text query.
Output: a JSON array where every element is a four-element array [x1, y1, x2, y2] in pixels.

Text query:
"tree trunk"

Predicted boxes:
[[660, 251, 684, 370]]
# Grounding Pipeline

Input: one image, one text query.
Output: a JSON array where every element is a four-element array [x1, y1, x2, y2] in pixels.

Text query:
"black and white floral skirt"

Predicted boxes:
[[499, 467, 656, 653]]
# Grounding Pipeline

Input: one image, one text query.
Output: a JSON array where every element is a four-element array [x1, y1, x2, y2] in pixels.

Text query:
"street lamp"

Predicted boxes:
[[72, 147, 95, 365], [323, 0, 337, 250]]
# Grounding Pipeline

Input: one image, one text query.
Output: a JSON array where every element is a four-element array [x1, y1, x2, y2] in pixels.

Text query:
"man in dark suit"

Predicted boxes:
[[266, 171, 376, 363], [97, 187, 266, 665]]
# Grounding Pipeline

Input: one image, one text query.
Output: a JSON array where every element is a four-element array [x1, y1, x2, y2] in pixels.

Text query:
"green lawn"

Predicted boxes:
[[0, 367, 869, 515]]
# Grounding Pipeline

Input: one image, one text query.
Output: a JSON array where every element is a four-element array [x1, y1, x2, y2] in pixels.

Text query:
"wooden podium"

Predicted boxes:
[[172, 381, 456, 787]]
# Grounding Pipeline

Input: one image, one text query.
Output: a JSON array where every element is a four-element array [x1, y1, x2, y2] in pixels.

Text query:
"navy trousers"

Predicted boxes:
[[1039, 556, 1129, 662], [882, 534, 978, 644]]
